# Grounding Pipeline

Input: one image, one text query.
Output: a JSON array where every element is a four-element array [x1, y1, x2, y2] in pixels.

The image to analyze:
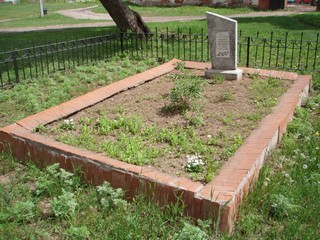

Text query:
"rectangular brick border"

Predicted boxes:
[[0, 59, 312, 235]]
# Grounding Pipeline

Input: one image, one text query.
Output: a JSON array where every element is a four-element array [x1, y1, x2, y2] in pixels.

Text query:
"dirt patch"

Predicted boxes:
[[0, 171, 16, 185], [44, 68, 293, 182]]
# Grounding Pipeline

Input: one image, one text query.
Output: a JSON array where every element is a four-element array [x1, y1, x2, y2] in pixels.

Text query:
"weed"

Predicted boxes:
[[176, 61, 186, 71], [174, 222, 209, 240], [35, 163, 76, 196], [11, 200, 36, 223], [33, 124, 46, 134], [185, 154, 205, 173], [63, 226, 90, 239], [96, 181, 127, 212], [188, 116, 205, 127], [267, 194, 299, 219], [165, 75, 207, 111], [50, 189, 78, 220], [208, 74, 225, 84], [59, 118, 75, 131], [217, 90, 235, 102]]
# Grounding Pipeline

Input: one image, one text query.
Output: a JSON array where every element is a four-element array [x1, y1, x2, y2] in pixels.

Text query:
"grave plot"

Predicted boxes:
[[0, 59, 311, 234]]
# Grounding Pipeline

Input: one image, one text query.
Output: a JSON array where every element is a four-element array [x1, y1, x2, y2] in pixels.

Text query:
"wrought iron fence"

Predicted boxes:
[[0, 34, 120, 88], [0, 29, 319, 89]]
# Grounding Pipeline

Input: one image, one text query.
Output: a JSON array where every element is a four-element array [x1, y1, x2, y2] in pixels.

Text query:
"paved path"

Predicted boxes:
[[0, 4, 316, 33]]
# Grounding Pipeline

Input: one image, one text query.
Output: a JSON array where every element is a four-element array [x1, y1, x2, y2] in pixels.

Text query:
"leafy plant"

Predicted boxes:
[[267, 194, 299, 219], [36, 163, 76, 196], [96, 181, 127, 212], [63, 226, 90, 239], [165, 75, 207, 111], [50, 189, 78, 220], [11, 200, 36, 223], [174, 222, 208, 240]]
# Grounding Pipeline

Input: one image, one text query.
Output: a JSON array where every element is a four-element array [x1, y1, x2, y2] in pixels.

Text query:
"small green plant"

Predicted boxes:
[[268, 194, 299, 220], [63, 226, 90, 239], [208, 74, 225, 84], [185, 154, 205, 173], [50, 189, 78, 220], [11, 200, 36, 223], [60, 118, 75, 131], [176, 61, 186, 71], [165, 75, 207, 111], [32, 124, 46, 134], [188, 116, 204, 127], [96, 181, 127, 212], [174, 222, 208, 240], [36, 163, 76, 196], [217, 90, 235, 102]]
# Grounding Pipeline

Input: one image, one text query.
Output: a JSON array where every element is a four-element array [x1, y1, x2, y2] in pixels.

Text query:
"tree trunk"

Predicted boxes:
[[99, 0, 150, 35]]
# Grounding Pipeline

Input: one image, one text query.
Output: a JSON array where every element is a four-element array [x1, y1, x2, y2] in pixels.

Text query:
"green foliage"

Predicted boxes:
[[174, 222, 208, 240], [233, 87, 320, 238], [165, 75, 207, 111], [267, 194, 299, 220], [63, 226, 90, 239], [50, 189, 78, 220], [35, 163, 77, 196], [96, 182, 127, 212], [293, 12, 320, 28], [11, 200, 36, 223], [249, 77, 286, 110], [0, 56, 158, 128]]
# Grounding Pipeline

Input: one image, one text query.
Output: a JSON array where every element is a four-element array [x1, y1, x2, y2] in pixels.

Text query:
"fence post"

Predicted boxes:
[[12, 51, 20, 83], [246, 37, 251, 67], [120, 32, 124, 55]]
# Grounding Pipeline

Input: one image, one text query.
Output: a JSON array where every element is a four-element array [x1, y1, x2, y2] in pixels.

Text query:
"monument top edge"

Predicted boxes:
[[206, 12, 237, 23]]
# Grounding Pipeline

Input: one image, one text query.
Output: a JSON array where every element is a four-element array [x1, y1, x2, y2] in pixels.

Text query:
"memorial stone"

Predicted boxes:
[[205, 12, 243, 81]]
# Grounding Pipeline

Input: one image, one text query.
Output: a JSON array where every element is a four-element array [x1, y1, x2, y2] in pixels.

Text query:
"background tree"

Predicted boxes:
[[99, 0, 150, 35]]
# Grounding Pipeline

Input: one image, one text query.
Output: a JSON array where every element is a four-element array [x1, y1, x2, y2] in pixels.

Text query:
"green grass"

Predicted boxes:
[[0, 153, 212, 239], [0, 13, 103, 29], [232, 78, 320, 238], [0, 55, 158, 128], [0, 9, 320, 238], [1, 12, 320, 52], [0, 2, 97, 20], [93, 3, 255, 16]]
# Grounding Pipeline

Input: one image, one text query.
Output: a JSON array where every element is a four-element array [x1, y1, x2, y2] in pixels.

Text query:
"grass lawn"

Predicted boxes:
[[0, 9, 320, 239], [93, 3, 255, 16], [0, 2, 97, 20], [1, 12, 319, 51]]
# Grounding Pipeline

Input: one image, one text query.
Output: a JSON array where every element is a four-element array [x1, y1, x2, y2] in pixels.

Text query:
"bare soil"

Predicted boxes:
[[45, 68, 293, 182]]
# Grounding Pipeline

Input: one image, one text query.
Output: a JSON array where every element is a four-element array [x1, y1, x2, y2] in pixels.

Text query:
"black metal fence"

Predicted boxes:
[[1, 29, 319, 89]]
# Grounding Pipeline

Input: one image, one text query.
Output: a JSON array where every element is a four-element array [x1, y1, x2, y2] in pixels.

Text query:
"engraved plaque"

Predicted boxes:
[[216, 32, 230, 58]]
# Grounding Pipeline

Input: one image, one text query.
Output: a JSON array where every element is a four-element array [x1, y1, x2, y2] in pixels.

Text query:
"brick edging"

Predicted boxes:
[[0, 60, 311, 235]]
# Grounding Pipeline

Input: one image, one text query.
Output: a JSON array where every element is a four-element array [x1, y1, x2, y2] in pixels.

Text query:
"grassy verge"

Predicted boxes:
[[0, 152, 212, 239], [232, 74, 320, 238], [93, 3, 255, 16], [1, 13, 320, 52], [0, 2, 97, 21]]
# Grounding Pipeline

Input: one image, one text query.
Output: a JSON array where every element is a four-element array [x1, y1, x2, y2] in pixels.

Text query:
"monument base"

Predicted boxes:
[[205, 68, 243, 81]]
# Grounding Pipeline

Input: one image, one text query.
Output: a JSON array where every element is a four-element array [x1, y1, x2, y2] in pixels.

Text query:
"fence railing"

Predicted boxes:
[[1, 29, 319, 89]]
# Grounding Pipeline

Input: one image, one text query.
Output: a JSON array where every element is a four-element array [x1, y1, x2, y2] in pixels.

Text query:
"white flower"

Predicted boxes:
[[303, 164, 308, 169]]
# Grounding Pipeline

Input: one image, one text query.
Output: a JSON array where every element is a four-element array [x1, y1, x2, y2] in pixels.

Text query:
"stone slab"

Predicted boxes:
[[205, 68, 243, 81]]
